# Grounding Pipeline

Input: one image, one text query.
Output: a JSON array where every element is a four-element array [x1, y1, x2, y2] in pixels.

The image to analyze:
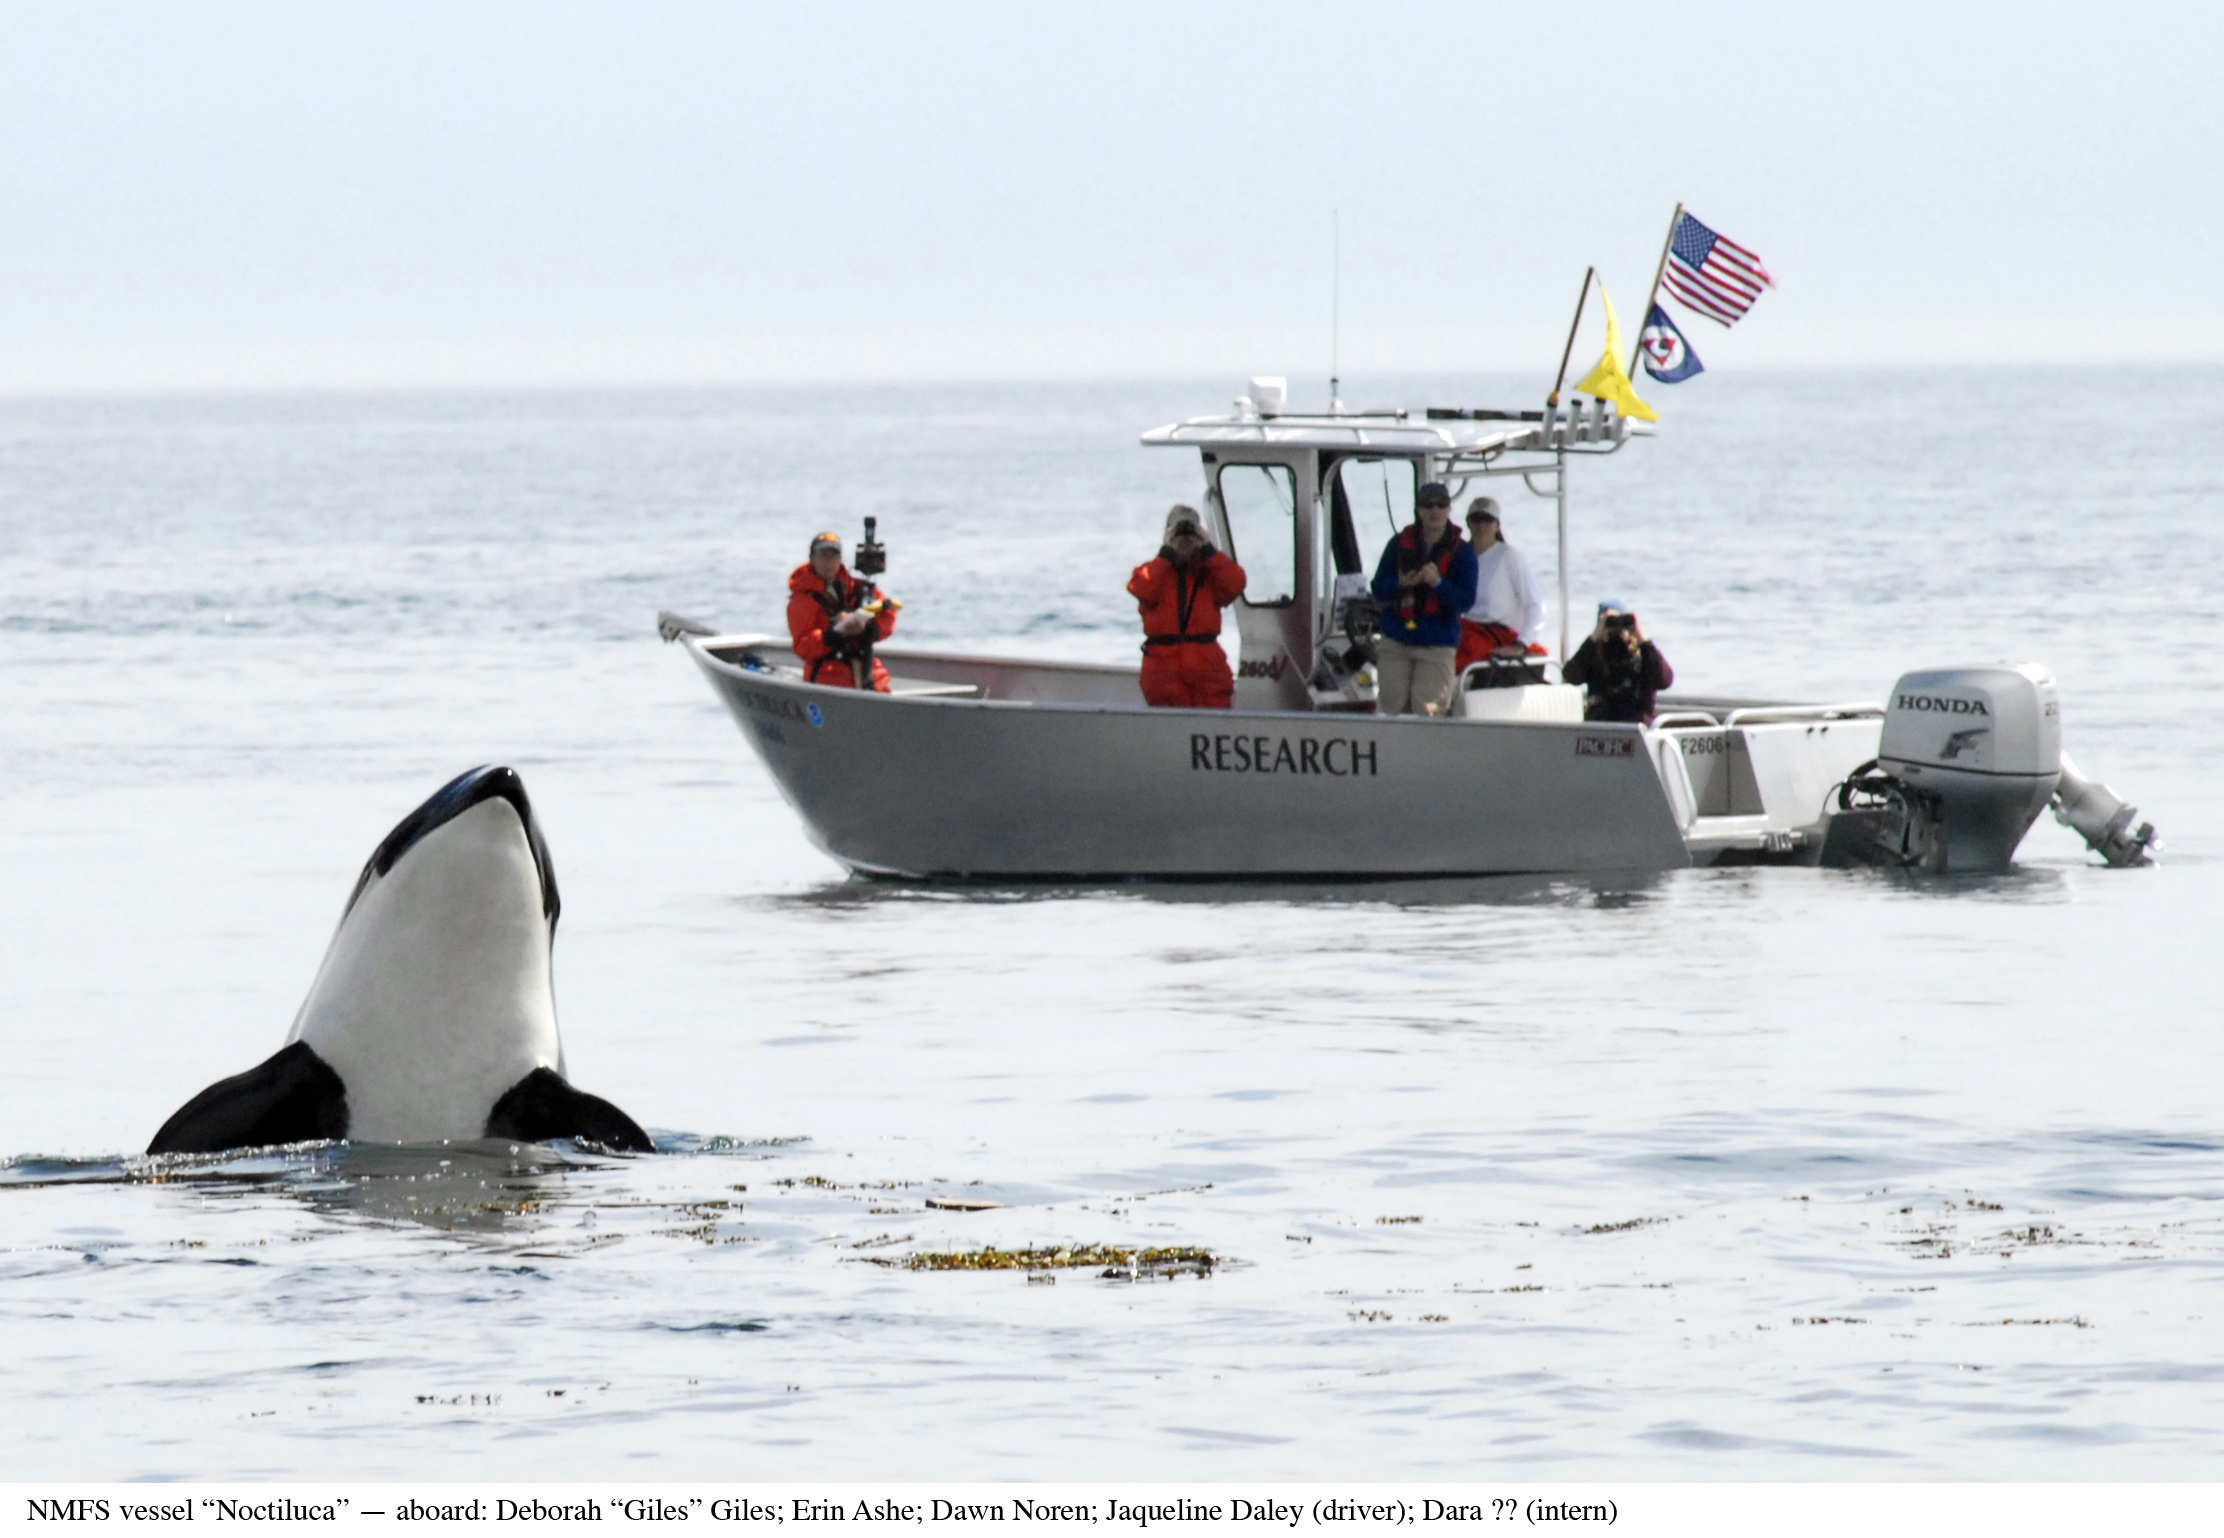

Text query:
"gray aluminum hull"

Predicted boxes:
[[685, 640, 1691, 879]]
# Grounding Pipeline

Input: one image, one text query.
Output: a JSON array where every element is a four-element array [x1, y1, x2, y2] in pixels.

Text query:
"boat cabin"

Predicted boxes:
[[1140, 377, 1646, 712]]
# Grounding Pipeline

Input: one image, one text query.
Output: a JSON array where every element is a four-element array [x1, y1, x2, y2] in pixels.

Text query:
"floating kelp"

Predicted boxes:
[[888, 1244, 1216, 1278]]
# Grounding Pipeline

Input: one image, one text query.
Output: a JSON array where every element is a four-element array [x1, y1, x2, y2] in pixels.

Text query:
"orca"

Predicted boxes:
[[149, 766, 652, 1155]]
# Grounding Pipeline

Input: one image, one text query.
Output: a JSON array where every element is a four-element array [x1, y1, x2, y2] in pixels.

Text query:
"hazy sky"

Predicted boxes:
[[4, 1, 2219, 390]]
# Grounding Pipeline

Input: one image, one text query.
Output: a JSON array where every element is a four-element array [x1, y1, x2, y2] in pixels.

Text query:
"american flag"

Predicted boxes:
[[1661, 211, 1773, 327]]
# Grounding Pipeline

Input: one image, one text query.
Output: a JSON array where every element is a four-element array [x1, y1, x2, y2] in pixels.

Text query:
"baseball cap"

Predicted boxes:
[[1417, 482, 1451, 506], [809, 531, 842, 554]]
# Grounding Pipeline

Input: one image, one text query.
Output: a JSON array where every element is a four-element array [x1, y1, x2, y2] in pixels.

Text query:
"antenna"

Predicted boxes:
[[1329, 208, 1342, 414]]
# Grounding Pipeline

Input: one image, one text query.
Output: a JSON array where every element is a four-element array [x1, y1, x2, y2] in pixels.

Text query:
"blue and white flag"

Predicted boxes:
[[1638, 303, 1704, 383]]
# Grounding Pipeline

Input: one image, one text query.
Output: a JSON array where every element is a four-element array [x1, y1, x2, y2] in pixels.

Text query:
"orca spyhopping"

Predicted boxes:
[[149, 766, 652, 1155]]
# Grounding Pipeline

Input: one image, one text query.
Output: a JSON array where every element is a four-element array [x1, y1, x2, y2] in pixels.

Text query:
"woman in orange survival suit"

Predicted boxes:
[[1127, 505, 1247, 708]]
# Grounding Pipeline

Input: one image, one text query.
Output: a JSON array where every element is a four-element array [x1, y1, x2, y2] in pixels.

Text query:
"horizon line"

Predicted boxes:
[[1, 356, 2216, 404]]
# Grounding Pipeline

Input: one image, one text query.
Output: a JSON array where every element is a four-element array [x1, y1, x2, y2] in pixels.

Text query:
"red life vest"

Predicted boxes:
[[1394, 525, 1464, 625]]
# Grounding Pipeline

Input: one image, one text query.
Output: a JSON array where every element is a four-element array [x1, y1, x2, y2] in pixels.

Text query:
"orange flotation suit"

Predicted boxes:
[[1127, 547, 1247, 709], [787, 563, 896, 692]]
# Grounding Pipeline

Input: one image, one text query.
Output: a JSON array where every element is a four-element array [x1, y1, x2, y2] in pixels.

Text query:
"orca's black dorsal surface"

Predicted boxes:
[[148, 1041, 349, 1155]]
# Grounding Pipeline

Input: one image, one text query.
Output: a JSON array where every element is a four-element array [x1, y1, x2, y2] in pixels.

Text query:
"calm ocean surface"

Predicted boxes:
[[2, 370, 2221, 1480]]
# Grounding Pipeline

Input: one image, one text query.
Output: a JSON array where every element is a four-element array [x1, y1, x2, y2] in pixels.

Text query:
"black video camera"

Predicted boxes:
[[855, 516, 888, 579], [1343, 593, 1380, 640], [1339, 592, 1380, 670]]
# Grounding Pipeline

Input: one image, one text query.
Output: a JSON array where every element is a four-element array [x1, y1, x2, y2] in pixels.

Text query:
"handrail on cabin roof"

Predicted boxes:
[[1142, 418, 1504, 451], [1140, 404, 1653, 456]]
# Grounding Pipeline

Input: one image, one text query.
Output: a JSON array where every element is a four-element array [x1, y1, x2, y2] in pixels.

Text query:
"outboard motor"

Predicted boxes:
[[1824, 664, 2157, 872], [1824, 665, 2061, 872]]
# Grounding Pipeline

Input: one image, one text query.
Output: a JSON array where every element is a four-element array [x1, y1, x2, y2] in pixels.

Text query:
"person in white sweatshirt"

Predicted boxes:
[[1454, 498, 1548, 672]]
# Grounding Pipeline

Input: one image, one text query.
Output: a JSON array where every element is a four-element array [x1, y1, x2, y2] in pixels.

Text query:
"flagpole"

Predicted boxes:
[[1546, 266, 1595, 409], [1627, 200, 1683, 377], [1555, 447, 1569, 666]]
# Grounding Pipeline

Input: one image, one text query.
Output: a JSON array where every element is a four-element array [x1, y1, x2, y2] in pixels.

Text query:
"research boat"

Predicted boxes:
[[664, 381, 2152, 879]]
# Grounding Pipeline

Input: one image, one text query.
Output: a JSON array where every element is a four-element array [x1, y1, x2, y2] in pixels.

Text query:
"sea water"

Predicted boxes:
[[1, 370, 2220, 1480]]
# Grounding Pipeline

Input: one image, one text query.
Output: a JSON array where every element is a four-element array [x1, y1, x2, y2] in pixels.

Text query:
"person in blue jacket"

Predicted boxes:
[[1369, 482, 1479, 715]]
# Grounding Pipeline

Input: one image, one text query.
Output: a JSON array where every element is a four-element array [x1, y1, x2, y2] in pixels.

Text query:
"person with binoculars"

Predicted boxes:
[[1562, 600, 1674, 723], [1128, 505, 1247, 709], [787, 527, 899, 691]]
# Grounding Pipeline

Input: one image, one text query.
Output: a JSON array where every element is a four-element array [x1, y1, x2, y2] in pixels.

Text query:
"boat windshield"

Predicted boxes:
[[1216, 463, 1297, 606], [1335, 456, 1417, 544]]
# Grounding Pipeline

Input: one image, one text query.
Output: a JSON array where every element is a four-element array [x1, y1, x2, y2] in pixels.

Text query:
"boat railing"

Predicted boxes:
[[891, 679, 986, 699], [1722, 702, 1884, 727], [1650, 702, 1883, 735]]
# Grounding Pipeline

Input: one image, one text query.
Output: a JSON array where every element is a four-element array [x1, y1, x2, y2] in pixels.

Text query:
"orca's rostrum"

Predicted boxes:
[[149, 766, 651, 1155]]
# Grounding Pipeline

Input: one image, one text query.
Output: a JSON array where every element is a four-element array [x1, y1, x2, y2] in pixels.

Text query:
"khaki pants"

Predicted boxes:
[[1376, 640, 1457, 716]]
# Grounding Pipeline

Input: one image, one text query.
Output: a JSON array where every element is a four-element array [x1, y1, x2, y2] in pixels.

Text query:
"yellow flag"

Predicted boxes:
[[1573, 287, 1658, 423]]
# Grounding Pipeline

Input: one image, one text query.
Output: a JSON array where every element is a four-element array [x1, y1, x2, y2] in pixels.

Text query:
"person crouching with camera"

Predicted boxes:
[[1562, 600, 1674, 723], [1129, 505, 1247, 709], [788, 529, 897, 691]]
